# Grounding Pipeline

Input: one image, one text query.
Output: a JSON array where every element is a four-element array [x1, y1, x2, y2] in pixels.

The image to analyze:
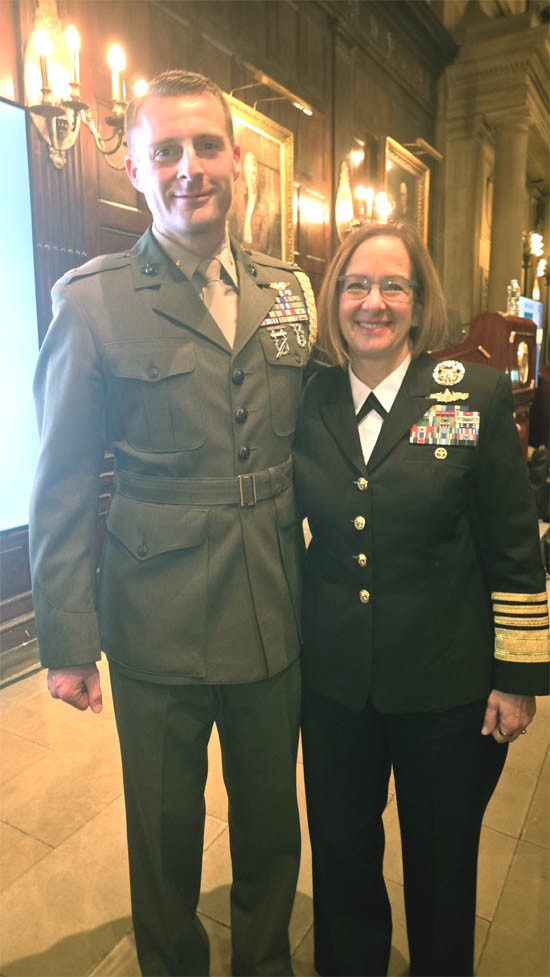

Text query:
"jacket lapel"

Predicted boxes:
[[129, 228, 232, 351], [367, 353, 434, 472], [318, 369, 367, 475], [232, 241, 275, 358]]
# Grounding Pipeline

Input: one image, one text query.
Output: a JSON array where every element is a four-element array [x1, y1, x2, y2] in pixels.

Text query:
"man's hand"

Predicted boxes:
[[481, 689, 536, 743], [47, 664, 103, 713]]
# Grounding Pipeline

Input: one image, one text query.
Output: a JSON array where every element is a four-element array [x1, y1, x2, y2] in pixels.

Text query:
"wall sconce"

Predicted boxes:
[[336, 161, 394, 240], [24, 8, 141, 169], [402, 137, 443, 163], [522, 231, 544, 295], [232, 64, 314, 117]]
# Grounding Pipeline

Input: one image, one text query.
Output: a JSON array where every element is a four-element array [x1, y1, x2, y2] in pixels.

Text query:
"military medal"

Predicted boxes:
[[432, 360, 465, 386], [410, 405, 480, 446]]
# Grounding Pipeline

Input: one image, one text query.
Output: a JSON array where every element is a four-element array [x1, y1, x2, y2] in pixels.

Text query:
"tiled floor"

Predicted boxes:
[[0, 659, 548, 977]]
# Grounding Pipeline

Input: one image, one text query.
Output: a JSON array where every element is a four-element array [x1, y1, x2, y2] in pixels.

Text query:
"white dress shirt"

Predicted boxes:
[[349, 353, 411, 465]]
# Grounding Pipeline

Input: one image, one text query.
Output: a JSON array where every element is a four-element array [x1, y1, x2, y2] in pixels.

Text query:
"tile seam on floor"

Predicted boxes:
[[83, 926, 135, 977], [291, 920, 313, 956], [203, 820, 228, 853], [197, 909, 231, 930], [519, 741, 549, 845], [0, 724, 57, 752], [0, 816, 55, 848], [478, 834, 520, 938], [0, 798, 126, 850], [506, 738, 549, 777]]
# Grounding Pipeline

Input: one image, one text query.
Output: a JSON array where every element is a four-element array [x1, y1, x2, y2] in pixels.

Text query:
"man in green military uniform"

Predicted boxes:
[[29, 70, 315, 977]]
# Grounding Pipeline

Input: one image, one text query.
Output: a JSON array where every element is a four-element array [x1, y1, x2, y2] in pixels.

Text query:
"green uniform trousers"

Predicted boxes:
[[109, 660, 301, 976]]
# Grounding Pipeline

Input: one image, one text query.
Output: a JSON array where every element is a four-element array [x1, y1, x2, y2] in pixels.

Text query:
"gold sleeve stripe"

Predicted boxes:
[[495, 631, 550, 663], [495, 627, 550, 640], [493, 603, 548, 615], [491, 591, 548, 603], [495, 622, 549, 629], [294, 270, 317, 352]]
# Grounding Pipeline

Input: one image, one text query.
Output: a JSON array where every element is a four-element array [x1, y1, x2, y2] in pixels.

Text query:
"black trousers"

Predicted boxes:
[[109, 660, 301, 977], [301, 687, 507, 977]]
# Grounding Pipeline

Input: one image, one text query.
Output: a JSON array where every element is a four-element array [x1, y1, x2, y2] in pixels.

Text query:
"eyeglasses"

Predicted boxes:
[[338, 274, 417, 303]]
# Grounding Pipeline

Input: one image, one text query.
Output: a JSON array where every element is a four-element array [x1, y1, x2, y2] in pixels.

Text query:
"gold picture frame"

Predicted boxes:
[[226, 94, 294, 263], [385, 137, 429, 242]]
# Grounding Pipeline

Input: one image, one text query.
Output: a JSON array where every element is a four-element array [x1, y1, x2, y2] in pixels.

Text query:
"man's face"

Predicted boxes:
[[125, 94, 241, 249]]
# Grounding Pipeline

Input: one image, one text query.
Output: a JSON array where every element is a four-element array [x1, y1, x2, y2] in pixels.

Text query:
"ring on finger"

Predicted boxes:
[[497, 727, 514, 739]]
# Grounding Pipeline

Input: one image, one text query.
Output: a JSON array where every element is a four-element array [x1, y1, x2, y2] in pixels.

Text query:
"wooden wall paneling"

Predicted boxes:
[[265, 0, 299, 93], [294, 1, 331, 111]]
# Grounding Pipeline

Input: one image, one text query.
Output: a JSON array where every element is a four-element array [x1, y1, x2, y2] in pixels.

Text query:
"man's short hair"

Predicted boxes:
[[125, 69, 235, 150], [317, 220, 448, 366]]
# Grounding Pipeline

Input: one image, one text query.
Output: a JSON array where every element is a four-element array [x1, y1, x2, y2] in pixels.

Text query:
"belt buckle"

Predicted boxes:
[[239, 473, 257, 507]]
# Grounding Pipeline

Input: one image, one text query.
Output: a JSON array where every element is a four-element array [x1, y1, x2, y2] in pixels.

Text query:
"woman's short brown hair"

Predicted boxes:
[[317, 221, 448, 367]]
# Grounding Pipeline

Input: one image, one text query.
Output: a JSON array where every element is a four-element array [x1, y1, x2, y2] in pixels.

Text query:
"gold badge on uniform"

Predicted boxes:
[[432, 360, 465, 386], [428, 387, 469, 403]]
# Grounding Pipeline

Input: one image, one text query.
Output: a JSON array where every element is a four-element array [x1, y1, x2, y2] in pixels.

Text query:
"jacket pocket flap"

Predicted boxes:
[[105, 340, 196, 381], [107, 494, 208, 559]]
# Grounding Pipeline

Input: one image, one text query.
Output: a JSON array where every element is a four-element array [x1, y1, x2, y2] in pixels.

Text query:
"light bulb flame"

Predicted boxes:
[[33, 29, 53, 57], [65, 25, 80, 52], [134, 78, 148, 97], [107, 44, 126, 72]]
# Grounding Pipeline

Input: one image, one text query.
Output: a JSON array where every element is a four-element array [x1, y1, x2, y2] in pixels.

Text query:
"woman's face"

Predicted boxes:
[[338, 235, 416, 382]]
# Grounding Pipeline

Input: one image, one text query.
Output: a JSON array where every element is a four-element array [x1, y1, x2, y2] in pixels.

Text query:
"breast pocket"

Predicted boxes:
[[259, 329, 306, 437], [104, 340, 206, 452], [404, 445, 475, 543]]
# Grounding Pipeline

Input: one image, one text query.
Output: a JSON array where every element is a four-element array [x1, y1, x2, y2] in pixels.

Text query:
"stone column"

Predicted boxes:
[[487, 122, 529, 312]]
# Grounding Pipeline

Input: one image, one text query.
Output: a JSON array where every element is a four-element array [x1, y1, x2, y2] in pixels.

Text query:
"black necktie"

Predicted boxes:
[[356, 392, 388, 424]]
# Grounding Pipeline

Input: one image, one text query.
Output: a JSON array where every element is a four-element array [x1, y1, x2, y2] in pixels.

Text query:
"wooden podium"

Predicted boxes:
[[436, 312, 537, 458]]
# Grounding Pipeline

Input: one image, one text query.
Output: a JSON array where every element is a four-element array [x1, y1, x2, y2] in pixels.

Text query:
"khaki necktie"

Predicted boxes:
[[197, 257, 237, 348]]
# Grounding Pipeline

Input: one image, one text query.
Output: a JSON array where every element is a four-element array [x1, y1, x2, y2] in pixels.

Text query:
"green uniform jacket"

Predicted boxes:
[[294, 354, 549, 713], [30, 229, 314, 684]]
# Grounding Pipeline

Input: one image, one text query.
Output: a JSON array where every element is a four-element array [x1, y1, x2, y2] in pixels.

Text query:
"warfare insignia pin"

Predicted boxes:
[[432, 360, 465, 386], [290, 323, 308, 347], [269, 327, 290, 358], [428, 388, 469, 403], [269, 282, 292, 291]]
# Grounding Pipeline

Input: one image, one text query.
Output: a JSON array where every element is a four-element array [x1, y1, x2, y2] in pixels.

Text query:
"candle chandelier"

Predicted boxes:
[[24, 14, 145, 169]]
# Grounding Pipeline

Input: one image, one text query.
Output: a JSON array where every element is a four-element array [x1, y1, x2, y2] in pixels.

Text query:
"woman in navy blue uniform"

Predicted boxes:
[[294, 221, 549, 977]]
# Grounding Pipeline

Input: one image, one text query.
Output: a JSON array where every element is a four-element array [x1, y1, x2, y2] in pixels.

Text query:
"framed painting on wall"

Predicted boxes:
[[226, 94, 294, 262], [385, 136, 429, 242]]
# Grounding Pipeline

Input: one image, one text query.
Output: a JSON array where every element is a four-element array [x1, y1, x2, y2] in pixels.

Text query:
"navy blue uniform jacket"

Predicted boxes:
[[294, 353, 549, 713]]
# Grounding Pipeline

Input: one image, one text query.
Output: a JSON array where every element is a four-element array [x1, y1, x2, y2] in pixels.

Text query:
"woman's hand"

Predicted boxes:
[[481, 689, 536, 743]]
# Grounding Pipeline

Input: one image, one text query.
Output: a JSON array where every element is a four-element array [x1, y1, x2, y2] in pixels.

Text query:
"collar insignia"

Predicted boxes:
[[432, 360, 465, 386]]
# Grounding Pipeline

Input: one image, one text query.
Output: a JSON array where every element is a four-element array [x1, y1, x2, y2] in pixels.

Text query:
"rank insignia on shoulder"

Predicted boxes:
[[428, 387, 469, 403], [432, 360, 465, 386], [410, 405, 480, 446]]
